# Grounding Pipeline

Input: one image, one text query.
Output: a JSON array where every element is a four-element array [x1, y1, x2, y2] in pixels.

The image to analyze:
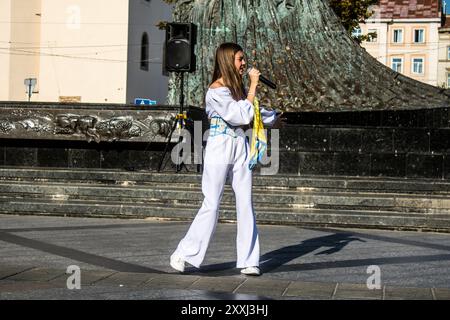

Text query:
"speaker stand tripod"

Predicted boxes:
[[158, 72, 189, 173]]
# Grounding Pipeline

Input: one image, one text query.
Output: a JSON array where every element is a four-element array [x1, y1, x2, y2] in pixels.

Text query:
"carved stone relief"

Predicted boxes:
[[0, 106, 178, 143]]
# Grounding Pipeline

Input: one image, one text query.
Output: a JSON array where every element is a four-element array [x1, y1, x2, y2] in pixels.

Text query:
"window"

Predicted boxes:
[[367, 29, 378, 42], [448, 46, 450, 60], [352, 27, 362, 38], [393, 29, 403, 43], [447, 73, 450, 88], [414, 29, 425, 43], [140, 33, 149, 71], [412, 58, 424, 74], [391, 58, 403, 73]]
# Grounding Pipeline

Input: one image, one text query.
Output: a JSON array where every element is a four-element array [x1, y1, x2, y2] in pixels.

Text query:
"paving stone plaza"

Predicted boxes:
[[1, 214, 449, 301]]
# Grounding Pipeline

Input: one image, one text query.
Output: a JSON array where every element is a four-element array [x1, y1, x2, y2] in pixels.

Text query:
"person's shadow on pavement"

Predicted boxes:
[[259, 232, 365, 274], [189, 232, 365, 276]]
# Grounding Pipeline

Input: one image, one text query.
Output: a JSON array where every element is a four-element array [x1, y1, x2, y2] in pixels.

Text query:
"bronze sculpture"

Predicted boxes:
[[167, 0, 450, 112]]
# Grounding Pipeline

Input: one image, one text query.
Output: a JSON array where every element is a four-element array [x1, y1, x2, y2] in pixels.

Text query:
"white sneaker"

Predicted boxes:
[[240, 266, 261, 276], [170, 254, 185, 272]]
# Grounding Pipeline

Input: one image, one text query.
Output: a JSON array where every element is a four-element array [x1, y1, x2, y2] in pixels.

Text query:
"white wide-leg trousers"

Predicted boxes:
[[172, 133, 259, 268]]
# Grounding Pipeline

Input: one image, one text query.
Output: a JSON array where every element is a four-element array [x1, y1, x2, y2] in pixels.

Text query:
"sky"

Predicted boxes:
[[446, 0, 450, 13]]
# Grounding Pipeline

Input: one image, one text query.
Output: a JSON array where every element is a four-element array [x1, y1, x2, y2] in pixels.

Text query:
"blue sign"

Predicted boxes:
[[135, 98, 157, 106]]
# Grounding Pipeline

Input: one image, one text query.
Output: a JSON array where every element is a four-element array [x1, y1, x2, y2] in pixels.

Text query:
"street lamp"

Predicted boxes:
[[24, 78, 37, 102]]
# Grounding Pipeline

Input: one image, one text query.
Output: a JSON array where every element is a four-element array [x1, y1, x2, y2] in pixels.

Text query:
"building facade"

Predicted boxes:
[[438, 15, 450, 88], [358, 0, 443, 86], [0, 0, 172, 104]]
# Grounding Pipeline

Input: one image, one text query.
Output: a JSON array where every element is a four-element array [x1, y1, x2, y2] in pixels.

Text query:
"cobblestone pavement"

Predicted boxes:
[[1, 214, 450, 300]]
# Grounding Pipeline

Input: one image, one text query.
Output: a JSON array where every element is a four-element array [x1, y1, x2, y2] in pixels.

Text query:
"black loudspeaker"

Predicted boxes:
[[164, 23, 197, 73]]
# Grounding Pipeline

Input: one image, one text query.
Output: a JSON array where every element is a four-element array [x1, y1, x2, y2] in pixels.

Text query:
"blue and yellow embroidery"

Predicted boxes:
[[209, 116, 239, 138]]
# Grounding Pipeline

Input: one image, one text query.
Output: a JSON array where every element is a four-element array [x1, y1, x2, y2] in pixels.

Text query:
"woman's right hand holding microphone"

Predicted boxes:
[[247, 67, 260, 103], [248, 67, 261, 86]]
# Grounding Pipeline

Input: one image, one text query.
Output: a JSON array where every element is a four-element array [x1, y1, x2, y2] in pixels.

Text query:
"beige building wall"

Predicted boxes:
[[360, 22, 389, 65], [38, 0, 129, 103], [438, 27, 450, 88], [5, 0, 41, 101], [0, 0, 172, 104], [0, 0, 12, 100], [361, 19, 441, 86]]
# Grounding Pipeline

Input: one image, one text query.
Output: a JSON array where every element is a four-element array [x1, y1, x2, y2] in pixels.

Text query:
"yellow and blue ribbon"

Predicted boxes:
[[248, 97, 267, 170]]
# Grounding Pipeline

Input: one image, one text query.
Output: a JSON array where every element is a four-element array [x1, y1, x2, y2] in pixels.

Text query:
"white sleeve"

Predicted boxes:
[[208, 89, 254, 126], [260, 107, 277, 126]]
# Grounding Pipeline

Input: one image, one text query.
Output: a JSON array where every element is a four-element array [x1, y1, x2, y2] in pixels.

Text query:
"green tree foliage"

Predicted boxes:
[[329, 0, 378, 42]]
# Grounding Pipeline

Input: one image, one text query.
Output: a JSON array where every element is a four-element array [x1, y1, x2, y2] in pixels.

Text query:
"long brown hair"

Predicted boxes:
[[210, 42, 245, 101]]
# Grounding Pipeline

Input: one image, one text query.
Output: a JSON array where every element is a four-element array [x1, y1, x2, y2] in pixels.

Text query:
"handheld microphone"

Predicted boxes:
[[246, 67, 277, 90]]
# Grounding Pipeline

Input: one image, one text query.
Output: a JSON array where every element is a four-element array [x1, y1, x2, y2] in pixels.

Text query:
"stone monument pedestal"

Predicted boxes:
[[0, 102, 208, 172]]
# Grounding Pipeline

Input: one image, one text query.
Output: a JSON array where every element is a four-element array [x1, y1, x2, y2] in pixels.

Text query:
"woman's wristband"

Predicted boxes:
[[247, 91, 256, 96]]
